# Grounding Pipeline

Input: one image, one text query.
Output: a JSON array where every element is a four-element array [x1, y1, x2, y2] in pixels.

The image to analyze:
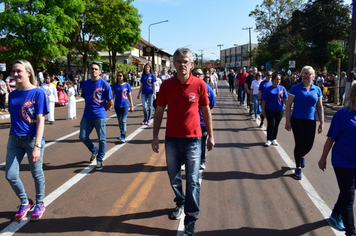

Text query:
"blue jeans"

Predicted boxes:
[[115, 106, 129, 137], [165, 136, 201, 225], [5, 135, 45, 205], [333, 167, 356, 236], [252, 94, 259, 119], [79, 117, 107, 162], [141, 93, 153, 120], [238, 85, 245, 104]]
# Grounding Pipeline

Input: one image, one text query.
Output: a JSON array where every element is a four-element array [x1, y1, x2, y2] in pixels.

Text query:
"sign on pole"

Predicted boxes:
[[0, 63, 5, 71], [289, 60, 296, 68]]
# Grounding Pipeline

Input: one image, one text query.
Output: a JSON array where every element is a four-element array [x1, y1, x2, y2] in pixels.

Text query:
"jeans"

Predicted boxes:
[[265, 109, 284, 141], [333, 167, 356, 236], [238, 85, 245, 104], [165, 136, 201, 225], [0, 93, 6, 109], [115, 106, 129, 137], [201, 126, 208, 164], [79, 117, 107, 162], [5, 135, 45, 205], [291, 117, 316, 168], [252, 94, 259, 119], [141, 93, 154, 121]]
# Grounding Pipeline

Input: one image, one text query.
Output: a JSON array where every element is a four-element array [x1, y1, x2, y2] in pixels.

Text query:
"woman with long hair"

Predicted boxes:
[[113, 71, 133, 143], [5, 59, 48, 221], [137, 63, 156, 125]]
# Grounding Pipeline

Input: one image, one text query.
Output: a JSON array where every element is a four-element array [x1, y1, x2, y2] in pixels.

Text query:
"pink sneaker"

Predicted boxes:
[[31, 205, 46, 221], [15, 199, 34, 221], [146, 120, 151, 125], [141, 119, 146, 125]]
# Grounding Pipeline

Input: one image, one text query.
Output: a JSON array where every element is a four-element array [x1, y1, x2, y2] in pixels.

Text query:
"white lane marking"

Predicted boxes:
[[0, 104, 144, 236]]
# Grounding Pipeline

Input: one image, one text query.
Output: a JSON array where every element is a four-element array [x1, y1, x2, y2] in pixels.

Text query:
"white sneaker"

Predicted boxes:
[[272, 140, 279, 146], [264, 140, 272, 147], [181, 164, 185, 171]]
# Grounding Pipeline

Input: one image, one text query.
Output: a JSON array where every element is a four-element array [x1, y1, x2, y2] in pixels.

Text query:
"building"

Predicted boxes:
[[220, 43, 258, 71]]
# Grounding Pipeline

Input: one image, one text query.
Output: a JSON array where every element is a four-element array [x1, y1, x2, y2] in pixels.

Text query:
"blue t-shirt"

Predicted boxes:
[[328, 107, 356, 168], [289, 83, 322, 120], [140, 73, 156, 94], [57, 75, 64, 84], [9, 88, 49, 137], [112, 82, 132, 108], [259, 80, 272, 94], [199, 83, 216, 126], [262, 85, 288, 112], [81, 78, 113, 119]]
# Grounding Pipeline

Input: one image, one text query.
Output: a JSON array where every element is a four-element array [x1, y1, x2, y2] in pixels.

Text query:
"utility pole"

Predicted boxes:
[[199, 50, 204, 67], [217, 44, 223, 69], [242, 27, 253, 67]]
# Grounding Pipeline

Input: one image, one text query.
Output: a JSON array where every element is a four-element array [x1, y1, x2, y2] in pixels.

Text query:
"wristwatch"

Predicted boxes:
[[34, 143, 42, 148]]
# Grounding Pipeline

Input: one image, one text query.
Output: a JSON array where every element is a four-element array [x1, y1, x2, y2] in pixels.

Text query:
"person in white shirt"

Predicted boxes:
[[40, 73, 58, 124], [160, 68, 170, 82], [38, 68, 46, 86], [210, 68, 218, 94], [66, 81, 77, 119]]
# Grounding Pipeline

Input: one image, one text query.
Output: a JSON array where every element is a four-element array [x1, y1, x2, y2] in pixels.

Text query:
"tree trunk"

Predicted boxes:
[[345, 0, 356, 105], [82, 52, 88, 81]]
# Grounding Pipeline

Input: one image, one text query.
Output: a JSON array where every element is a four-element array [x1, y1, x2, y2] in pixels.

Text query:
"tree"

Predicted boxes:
[[0, 0, 84, 70], [99, 0, 141, 81], [249, 0, 305, 40]]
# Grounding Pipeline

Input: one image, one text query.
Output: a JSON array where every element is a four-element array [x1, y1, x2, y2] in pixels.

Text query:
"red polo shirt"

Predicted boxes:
[[157, 73, 209, 138]]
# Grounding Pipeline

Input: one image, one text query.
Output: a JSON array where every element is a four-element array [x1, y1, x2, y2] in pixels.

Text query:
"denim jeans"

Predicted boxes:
[[115, 106, 129, 137], [141, 93, 153, 121], [5, 135, 45, 205], [252, 94, 259, 119], [238, 85, 245, 104], [79, 117, 107, 162], [333, 167, 356, 236], [165, 136, 201, 225], [200, 126, 208, 164]]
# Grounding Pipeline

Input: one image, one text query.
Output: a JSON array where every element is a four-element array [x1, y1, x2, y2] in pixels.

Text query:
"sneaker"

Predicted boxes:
[[117, 136, 125, 143], [200, 163, 206, 170], [31, 205, 46, 221], [141, 119, 146, 125], [171, 206, 184, 219], [15, 199, 34, 221], [96, 161, 103, 171], [264, 140, 272, 147], [301, 156, 306, 168], [259, 122, 264, 128], [272, 140, 279, 146], [330, 212, 345, 231], [184, 222, 195, 236], [90, 152, 98, 163], [181, 164, 185, 171], [294, 168, 302, 180], [146, 120, 151, 125]]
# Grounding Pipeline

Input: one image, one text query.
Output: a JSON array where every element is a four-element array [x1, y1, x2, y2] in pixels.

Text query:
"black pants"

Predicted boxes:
[[0, 93, 6, 110], [333, 167, 356, 236], [265, 109, 284, 141], [291, 117, 316, 168], [228, 79, 234, 92], [201, 126, 208, 164]]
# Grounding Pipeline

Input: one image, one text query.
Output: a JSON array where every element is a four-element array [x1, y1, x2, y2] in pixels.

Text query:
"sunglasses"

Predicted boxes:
[[194, 73, 203, 76]]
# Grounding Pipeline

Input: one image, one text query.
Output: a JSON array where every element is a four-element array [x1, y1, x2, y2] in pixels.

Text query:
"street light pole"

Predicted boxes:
[[217, 44, 223, 69], [148, 20, 168, 71]]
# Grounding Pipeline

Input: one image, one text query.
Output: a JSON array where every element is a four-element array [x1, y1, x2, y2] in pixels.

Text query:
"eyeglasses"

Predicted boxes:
[[90, 68, 99, 71], [302, 72, 312, 77], [118, 75, 123, 77], [175, 60, 190, 65], [194, 73, 203, 76]]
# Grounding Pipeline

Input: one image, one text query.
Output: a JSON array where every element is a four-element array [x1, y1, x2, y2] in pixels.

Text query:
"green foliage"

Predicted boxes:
[[0, 0, 85, 69]]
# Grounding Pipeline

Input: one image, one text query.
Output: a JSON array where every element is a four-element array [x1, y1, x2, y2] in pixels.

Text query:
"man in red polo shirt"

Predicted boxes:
[[152, 47, 214, 236]]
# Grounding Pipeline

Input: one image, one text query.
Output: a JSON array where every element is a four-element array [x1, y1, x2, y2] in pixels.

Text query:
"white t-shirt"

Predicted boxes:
[[250, 80, 261, 95]]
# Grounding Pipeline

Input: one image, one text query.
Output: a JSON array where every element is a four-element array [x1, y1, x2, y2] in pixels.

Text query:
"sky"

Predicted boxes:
[[0, 0, 353, 61]]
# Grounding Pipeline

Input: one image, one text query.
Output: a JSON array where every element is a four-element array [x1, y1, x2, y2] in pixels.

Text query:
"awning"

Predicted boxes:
[[132, 56, 148, 65]]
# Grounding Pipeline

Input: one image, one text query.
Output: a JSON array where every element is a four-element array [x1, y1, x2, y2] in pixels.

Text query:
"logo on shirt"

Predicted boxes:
[[146, 76, 153, 86], [121, 88, 128, 99], [92, 87, 105, 104], [188, 93, 196, 102], [20, 99, 36, 125], [207, 91, 211, 98], [278, 90, 284, 101]]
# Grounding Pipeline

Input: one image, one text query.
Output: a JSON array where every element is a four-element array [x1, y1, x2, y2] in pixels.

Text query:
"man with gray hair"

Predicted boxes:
[[152, 47, 215, 236]]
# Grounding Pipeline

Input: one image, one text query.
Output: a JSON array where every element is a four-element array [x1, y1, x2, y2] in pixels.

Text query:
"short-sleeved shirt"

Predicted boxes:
[[200, 83, 216, 126], [250, 80, 261, 95], [289, 83, 322, 120], [112, 82, 132, 108], [140, 73, 156, 94], [238, 73, 248, 86], [9, 88, 49, 137], [81, 78, 113, 119], [262, 85, 288, 112], [6, 76, 16, 91], [328, 107, 356, 168], [259, 80, 272, 94], [57, 75, 64, 84], [156, 74, 209, 138]]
